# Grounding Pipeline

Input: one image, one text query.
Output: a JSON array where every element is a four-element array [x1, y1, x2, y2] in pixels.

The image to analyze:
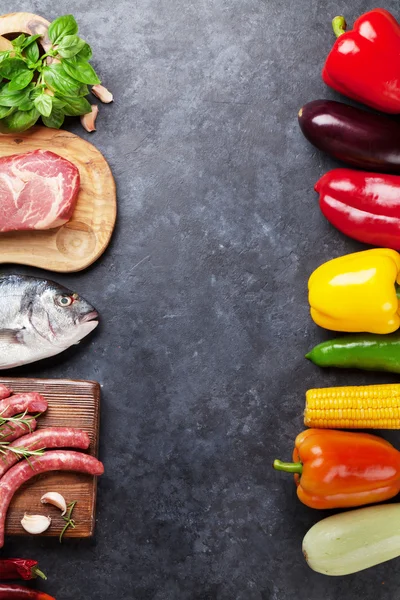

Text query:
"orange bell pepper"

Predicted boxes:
[[273, 429, 400, 509]]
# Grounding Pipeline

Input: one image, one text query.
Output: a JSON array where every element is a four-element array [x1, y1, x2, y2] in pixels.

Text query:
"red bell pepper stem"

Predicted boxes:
[[332, 16, 347, 37], [273, 459, 302, 474]]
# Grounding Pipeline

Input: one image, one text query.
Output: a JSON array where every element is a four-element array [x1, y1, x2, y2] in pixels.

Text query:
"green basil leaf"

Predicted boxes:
[[18, 99, 34, 111], [0, 58, 29, 80], [0, 106, 14, 119], [21, 34, 42, 49], [62, 57, 100, 85], [8, 70, 34, 91], [59, 94, 91, 116], [0, 107, 39, 132], [0, 52, 10, 65], [52, 96, 66, 109], [42, 63, 86, 96], [24, 41, 39, 63], [78, 84, 89, 96], [11, 34, 27, 48], [34, 93, 53, 117], [42, 106, 64, 129], [0, 83, 33, 107], [77, 43, 92, 61], [56, 35, 85, 59], [48, 15, 78, 45], [29, 86, 42, 100]]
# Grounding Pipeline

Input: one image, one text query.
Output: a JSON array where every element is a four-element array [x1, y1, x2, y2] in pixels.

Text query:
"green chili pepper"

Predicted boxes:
[[306, 333, 400, 374]]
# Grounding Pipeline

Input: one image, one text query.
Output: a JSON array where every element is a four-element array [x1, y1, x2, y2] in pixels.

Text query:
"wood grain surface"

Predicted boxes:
[[0, 378, 101, 540], [0, 12, 52, 50], [0, 127, 117, 273]]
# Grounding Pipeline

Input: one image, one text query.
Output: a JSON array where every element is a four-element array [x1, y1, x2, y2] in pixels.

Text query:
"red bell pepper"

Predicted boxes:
[[323, 9, 400, 113], [315, 168, 400, 249]]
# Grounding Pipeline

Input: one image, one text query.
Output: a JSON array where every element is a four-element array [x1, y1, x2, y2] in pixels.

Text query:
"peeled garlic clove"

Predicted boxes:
[[21, 514, 51, 534], [81, 104, 98, 132], [92, 84, 113, 103], [41, 491, 67, 516]]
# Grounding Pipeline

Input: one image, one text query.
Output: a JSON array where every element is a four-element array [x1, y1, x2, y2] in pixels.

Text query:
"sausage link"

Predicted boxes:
[[0, 394, 47, 418], [0, 418, 37, 443], [0, 450, 104, 547], [0, 427, 90, 478], [0, 386, 12, 401]]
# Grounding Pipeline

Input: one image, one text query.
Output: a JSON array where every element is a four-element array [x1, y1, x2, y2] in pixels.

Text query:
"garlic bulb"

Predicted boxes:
[[21, 514, 51, 534], [41, 492, 67, 515]]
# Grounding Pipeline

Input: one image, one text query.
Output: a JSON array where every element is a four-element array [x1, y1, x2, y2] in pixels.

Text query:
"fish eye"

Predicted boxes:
[[56, 295, 73, 307]]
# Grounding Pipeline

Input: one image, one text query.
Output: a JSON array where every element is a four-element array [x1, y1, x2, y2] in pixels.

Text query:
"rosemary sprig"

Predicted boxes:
[[0, 408, 45, 464], [59, 501, 78, 543], [0, 409, 42, 432], [0, 443, 45, 459]]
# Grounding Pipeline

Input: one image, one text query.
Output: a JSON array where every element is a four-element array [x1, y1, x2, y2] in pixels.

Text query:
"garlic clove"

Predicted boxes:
[[92, 84, 113, 103], [21, 513, 51, 534], [80, 105, 99, 132], [41, 491, 67, 516]]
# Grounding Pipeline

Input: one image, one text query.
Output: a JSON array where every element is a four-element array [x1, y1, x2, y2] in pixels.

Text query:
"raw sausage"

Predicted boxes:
[[0, 427, 90, 478], [0, 419, 37, 443], [0, 386, 12, 401], [0, 393, 47, 418], [0, 450, 104, 547]]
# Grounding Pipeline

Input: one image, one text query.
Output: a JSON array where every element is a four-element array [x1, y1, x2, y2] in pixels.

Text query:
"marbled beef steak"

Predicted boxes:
[[0, 149, 80, 232]]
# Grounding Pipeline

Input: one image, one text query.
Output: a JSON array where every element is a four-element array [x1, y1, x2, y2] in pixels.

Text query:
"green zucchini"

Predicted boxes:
[[303, 504, 400, 576]]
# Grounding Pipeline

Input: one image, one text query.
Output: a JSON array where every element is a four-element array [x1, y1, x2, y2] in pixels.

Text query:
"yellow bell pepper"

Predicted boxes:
[[308, 249, 400, 334]]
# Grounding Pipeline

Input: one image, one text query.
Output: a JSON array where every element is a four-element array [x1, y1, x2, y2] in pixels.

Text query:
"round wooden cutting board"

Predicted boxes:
[[0, 127, 117, 272]]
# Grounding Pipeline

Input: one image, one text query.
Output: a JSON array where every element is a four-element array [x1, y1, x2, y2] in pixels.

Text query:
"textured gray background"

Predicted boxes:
[[1, 0, 399, 598]]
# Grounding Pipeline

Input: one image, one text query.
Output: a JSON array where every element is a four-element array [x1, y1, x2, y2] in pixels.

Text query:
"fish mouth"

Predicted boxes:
[[79, 310, 99, 324]]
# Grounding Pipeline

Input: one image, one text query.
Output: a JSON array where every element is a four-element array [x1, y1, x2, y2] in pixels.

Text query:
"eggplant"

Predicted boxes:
[[298, 100, 400, 172]]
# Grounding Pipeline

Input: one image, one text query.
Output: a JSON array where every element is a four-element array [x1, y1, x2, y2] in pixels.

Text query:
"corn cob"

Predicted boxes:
[[305, 384, 400, 429]]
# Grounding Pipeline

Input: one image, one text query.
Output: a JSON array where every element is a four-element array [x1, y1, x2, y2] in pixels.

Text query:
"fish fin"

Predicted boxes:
[[0, 329, 23, 344]]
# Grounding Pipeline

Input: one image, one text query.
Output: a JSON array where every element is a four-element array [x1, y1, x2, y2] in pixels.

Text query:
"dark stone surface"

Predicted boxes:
[[1, 0, 400, 598]]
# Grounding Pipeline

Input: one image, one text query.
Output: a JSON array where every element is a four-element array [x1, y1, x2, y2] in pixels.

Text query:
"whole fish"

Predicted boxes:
[[0, 275, 98, 369]]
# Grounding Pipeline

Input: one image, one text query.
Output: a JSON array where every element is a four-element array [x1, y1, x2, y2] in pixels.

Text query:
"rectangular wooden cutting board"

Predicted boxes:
[[0, 378, 100, 539]]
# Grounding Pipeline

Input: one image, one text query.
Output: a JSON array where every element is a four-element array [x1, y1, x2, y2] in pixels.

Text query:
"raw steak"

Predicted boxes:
[[0, 149, 80, 232]]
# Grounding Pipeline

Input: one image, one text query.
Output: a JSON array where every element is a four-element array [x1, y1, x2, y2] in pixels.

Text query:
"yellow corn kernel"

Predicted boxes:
[[304, 384, 400, 429]]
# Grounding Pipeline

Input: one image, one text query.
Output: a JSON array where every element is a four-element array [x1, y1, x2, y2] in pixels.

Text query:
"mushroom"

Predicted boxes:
[[21, 514, 51, 534], [81, 105, 99, 132]]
